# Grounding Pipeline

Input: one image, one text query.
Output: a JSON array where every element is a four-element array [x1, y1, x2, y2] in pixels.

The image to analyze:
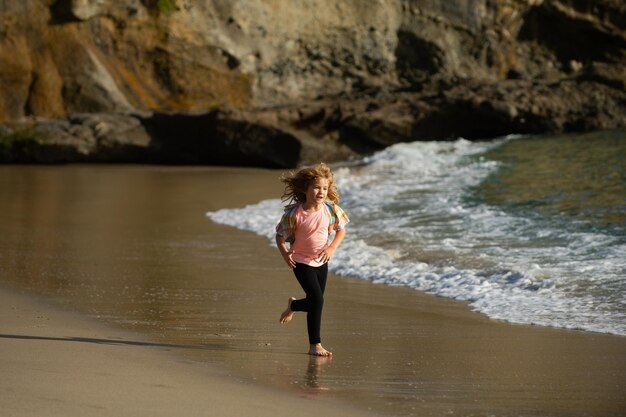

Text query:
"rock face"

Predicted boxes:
[[0, 0, 624, 166]]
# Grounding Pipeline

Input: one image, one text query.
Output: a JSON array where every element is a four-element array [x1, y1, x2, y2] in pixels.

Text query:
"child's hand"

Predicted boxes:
[[317, 246, 336, 264], [276, 235, 296, 269], [282, 250, 296, 269]]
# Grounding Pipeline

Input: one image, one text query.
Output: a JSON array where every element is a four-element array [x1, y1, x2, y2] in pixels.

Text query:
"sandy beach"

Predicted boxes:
[[1, 165, 625, 417], [0, 286, 371, 417]]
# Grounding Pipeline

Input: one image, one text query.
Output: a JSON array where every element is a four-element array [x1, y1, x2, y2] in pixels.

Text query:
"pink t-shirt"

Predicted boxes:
[[291, 205, 331, 267]]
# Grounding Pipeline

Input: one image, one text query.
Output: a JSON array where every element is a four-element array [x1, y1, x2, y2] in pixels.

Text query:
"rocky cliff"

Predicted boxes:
[[1, 0, 624, 167]]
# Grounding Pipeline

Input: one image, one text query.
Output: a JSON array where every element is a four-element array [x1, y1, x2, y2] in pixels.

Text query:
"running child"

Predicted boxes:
[[275, 162, 349, 357]]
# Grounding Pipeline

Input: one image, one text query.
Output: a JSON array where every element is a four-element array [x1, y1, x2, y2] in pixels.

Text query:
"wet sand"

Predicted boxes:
[[0, 287, 369, 417], [1, 165, 625, 416]]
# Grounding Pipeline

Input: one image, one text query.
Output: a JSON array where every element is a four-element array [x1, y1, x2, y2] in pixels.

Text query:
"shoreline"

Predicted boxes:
[[1, 164, 625, 417], [4, 252, 626, 417]]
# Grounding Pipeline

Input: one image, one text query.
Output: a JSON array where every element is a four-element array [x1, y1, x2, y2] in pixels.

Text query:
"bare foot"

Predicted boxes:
[[279, 297, 296, 324], [309, 343, 333, 357]]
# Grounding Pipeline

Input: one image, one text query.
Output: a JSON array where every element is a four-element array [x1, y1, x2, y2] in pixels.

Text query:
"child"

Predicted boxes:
[[275, 162, 349, 357]]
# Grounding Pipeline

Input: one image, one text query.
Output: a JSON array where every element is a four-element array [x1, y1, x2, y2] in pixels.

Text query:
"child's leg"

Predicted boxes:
[[290, 263, 326, 345], [316, 262, 328, 294], [309, 264, 331, 356]]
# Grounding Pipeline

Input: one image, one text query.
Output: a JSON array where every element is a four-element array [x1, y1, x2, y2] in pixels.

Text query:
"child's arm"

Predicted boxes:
[[276, 234, 296, 269], [318, 227, 346, 264]]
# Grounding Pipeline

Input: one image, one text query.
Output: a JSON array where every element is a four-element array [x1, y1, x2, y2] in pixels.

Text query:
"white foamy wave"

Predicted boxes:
[[207, 138, 626, 336], [207, 199, 282, 241]]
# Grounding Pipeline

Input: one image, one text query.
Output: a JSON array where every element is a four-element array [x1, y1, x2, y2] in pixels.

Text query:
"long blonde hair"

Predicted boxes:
[[280, 162, 340, 205]]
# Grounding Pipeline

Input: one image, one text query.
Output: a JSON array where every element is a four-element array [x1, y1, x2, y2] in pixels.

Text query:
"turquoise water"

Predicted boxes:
[[210, 129, 626, 336], [477, 130, 626, 228]]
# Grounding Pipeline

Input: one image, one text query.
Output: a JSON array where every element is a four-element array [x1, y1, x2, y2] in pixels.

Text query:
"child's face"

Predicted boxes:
[[305, 178, 329, 205]]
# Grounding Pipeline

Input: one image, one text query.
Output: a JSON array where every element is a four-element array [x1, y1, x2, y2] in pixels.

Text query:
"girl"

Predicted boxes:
[[275, 163, 349, 357]]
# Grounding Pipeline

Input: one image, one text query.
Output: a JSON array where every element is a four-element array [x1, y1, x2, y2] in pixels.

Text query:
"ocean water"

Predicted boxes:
[[207, 130, 626, 336]]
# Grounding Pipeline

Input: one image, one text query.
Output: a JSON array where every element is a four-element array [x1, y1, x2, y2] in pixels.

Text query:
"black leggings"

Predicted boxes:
[[290, 262, 328, 345]]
